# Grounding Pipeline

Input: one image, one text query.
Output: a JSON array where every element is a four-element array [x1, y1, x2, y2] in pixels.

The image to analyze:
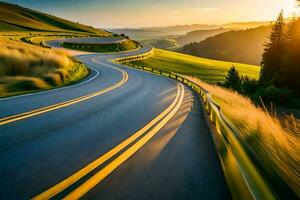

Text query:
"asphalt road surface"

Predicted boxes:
[[0, 38, 230, 200]]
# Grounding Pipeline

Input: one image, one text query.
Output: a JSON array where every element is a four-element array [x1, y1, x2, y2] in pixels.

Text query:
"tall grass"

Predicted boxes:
[[0, 39, 88, 97], [188, 76, 300, 196], [0, 39, 72, 76], [61, 39, 140, 53]]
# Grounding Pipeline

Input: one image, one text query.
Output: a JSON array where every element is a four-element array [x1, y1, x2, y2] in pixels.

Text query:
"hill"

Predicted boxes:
[[0, 2, 111, 35], [175, 28, 232, 46], [126, 48, 260, 83], [151, 39, 179, 50], [181, 26, 272, 65]]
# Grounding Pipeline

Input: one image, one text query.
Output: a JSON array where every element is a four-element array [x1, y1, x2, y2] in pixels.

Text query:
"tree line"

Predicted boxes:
[[224, 10, 300, 107]]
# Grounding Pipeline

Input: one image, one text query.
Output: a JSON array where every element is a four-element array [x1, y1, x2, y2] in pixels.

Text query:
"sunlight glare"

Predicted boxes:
[[282, 0, 299, 16]]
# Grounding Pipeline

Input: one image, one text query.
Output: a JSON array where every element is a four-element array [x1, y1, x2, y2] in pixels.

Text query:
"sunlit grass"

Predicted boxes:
[[61, 39, 140, 53], [0, 39, 89, 97], [127, 49, 260, 83], [188, 77, 300, 195]]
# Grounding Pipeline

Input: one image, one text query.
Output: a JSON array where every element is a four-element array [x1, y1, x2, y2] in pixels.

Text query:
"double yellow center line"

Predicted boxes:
[[33, 84, 185, 200], [0, 66, 128, 126]]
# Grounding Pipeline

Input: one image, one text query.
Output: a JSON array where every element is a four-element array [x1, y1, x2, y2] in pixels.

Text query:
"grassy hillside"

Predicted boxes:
[[126, 49, 260, 83], [0, 2, 111, 35], [0, 39, 88, 97], [151, 39, 179, 50], [181, 26, 272, 65], [61, 39, 140, 53]]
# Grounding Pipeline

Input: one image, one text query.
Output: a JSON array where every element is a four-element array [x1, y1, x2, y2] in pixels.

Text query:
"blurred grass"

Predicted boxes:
[[189, 77, 300, 197], [0, 39, 89, 97], [127, 48, 260, 83]]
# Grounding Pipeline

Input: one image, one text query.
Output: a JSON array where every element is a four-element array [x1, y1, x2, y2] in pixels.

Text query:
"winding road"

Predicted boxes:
[[0, 38, 230, 200]]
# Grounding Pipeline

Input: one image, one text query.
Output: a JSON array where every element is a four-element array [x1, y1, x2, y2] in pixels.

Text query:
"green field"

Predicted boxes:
[[127, 49, 260, 83], [62, 39, 140, 53]]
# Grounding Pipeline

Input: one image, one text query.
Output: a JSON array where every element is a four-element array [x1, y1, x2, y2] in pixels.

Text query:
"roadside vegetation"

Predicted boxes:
[[0, 39, 89, 97], [222, 12, 300, 112], [61, 39, 140, 53], [187, 77, 300, 197], [126, 48, 260, 83]]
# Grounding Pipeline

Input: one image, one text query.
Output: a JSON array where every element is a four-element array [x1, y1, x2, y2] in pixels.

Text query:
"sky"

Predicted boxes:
[[3, 0, 300, 28]]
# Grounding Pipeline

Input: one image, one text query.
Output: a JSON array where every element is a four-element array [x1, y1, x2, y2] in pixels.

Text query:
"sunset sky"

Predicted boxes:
[[3, 0, 299, 28]]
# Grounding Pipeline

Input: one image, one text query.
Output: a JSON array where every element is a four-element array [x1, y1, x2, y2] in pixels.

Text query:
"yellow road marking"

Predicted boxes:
[[32, 84, 181, 200], [63, 84, 185, 200], [0, 66, 128, 126]]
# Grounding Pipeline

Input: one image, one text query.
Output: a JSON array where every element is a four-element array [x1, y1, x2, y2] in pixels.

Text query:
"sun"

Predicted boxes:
[[282, 0, 299, 16]]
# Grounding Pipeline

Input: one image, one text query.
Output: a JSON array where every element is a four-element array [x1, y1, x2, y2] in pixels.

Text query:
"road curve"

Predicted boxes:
[[0, 38, 230, 200]]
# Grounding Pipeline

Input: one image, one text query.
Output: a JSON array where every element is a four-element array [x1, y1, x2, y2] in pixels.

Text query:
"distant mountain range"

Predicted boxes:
[[110, 21, 272, 40], [0, 2, 111, 35]]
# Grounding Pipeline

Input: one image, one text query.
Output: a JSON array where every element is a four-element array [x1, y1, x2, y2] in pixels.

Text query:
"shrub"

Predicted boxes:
[[252, 85, 294, 105], [241, 76, 259, 95]]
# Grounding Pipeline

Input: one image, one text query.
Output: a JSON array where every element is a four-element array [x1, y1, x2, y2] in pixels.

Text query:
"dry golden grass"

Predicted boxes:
[[187, 76, 300, 195], [0, 39, 88, 97], [0, 39, 72, 76]]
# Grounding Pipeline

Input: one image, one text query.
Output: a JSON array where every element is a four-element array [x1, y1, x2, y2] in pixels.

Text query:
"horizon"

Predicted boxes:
[[2, 0, 299, 28], [105, 20, 273, 30]]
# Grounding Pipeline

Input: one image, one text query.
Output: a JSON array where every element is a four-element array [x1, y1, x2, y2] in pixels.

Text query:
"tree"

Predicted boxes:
[[280, 17, 300, 93], [224, 66, 241, 91], [260, 11, 286, 86]]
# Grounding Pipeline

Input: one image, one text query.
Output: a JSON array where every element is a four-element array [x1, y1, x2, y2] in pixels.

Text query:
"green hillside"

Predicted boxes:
[[181, 26, 272, 65], [0, 2, 111, 35], [126, 49, 260, 83]]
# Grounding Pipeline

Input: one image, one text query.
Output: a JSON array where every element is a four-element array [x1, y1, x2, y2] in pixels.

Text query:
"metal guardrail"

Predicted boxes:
[[113, 53, 277, 199]]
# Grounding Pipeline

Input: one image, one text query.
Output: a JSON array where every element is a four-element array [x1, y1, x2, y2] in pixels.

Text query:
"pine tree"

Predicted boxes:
[[280, 17, 300, 93], [260, 11, 286, 86], [224, 66, 241, 91]]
